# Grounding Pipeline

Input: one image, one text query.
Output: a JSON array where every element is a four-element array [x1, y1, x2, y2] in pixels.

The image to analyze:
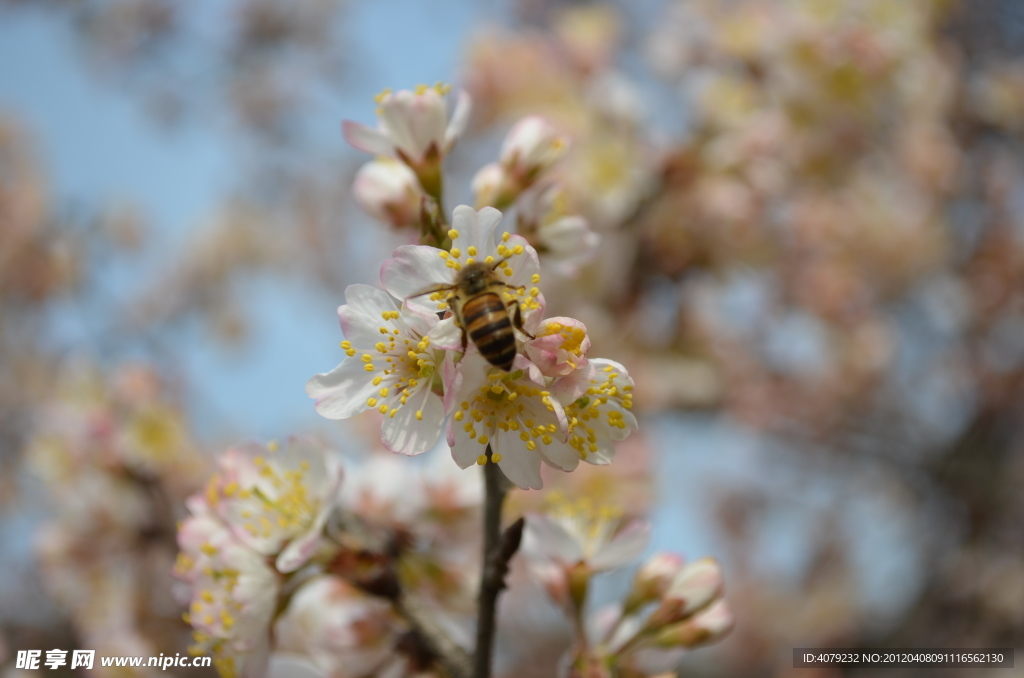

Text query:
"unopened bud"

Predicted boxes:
[[472, 162, 516, 210], [500, 115, 569, 184], [353, 159, 424, 228], [653, 598, 733, 648], [624, 552, 684, 613], [644, 558, 723, 630]]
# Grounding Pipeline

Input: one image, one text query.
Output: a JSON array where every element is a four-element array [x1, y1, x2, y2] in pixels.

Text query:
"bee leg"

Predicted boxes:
[[509, 299, 536, 340], [450, 298, 469, 353]]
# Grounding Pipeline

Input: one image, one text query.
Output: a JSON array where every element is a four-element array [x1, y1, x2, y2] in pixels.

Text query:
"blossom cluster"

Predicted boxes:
[[308, 84, 633, 490], [522, 496, 733, 676]]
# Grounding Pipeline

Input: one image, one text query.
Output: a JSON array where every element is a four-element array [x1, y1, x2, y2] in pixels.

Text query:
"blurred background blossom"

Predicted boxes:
[[3, 0, 1024, 676]]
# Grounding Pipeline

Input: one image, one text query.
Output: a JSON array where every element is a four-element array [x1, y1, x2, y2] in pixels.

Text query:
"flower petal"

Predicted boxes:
[[381, 244, 456, 316], [590, 520, 650, 571], [444, 90, 472, 152], [380, 389, 445, 456], [342, 120, 394, 156], [494, 430, 544, 489], [306, 359, 380, 420]]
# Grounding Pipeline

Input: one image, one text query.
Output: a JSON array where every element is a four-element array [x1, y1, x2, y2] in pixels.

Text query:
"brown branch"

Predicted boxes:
[[472, 447, 523, 678]]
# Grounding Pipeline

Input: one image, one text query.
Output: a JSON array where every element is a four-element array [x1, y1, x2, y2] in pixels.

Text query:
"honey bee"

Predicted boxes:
[[410, 259, 533, 371]]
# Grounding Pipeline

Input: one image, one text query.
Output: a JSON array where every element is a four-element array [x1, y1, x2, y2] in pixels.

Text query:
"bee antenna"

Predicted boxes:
[[490, 256, 511, 271]]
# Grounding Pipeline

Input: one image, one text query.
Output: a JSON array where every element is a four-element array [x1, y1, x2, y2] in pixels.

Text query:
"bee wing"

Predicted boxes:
[[406, 283, 457, 300]]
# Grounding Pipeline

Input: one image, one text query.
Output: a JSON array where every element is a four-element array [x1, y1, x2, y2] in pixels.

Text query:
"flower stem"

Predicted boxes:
[[473, 446, 518, 678]]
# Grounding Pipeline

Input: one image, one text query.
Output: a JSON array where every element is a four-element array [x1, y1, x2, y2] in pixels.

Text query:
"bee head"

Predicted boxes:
[[457, 261, 493, 295]]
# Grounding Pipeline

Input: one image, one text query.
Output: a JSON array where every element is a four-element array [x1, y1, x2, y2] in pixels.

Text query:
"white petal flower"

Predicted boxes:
[[525, 496, 650, 573], [207, 437, 343, 573], [306, 284, 447, 456], [274, 576, 398, 678], [342, 84, 471, 166], [353, 158, 424, 228], [445, 352, 570, 489], [549, 359, 637, 465], [178, 515, 279, 678], [381, 204, 545, 330]]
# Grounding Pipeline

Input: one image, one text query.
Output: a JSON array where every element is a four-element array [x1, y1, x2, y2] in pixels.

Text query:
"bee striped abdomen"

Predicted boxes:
[[463, 292, 516, 371]]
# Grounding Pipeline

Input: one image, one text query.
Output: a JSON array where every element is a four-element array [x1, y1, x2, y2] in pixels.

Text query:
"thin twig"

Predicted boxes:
[[472, 446, 523, 678]]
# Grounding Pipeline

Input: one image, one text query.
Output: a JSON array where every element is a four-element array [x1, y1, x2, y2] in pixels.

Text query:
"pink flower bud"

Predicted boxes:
[[500, 115, 569, 182], [644, 558, 724, 630], [471, 162, 516, 210], [353, 159, 424, 228], [652, 598, 734, 649], [624, 552, 685, 612]]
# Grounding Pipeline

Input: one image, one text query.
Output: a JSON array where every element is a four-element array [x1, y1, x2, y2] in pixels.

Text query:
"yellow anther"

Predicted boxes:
[[454, 410, 465, 421], [372, 376, 383, 386], [451, 248, 461, 258], [448, 229, 459, 239], [491, 453, 503, 463], [477, 454, 488, 465], [467, 246, 478, 257], [267, 440, 280, 453], [364, 364, 375, 372], [501, 232, 511, 242], [532, 273, 541, 284], [416, 410, 423, 421], [379, 404, 389, 414], [367, 398, 378, 407]]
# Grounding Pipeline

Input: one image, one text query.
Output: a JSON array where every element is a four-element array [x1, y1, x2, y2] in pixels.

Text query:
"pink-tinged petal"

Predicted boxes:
[[381, 244, 456, 315], [380, 390, 445, 456], [342, 120, 394, 156], [407, 89, 448, 160], [444, 90, 472, 152], [666, 558, 724, 615], [306, 359, 380, 419], [512, 353, 546, 387], [494, 432, 545, 490], [378, 92, 427, 161], [591, 521, 650, 571], [525, 514, 584, 564]]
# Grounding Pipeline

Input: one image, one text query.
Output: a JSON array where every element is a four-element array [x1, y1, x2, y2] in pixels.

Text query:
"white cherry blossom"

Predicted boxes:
[[445, 352, 573, 489], [524, 495, 650, 574], [343, 84, 470, 168], [306, 284, 447, 456]]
